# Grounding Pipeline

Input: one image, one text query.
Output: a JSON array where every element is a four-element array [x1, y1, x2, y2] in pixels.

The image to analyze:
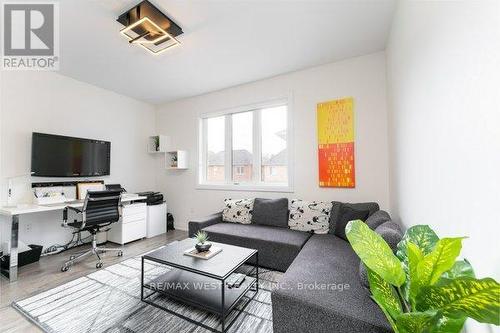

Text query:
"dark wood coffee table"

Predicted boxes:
[[141, 239, 259, 333]]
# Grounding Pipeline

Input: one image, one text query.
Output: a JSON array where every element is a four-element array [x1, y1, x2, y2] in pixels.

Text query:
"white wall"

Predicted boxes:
[[0, 69, 3, 211], [156, 53, 390, 231], [386, 2, 500, 331], [0, 71, 157, 248]]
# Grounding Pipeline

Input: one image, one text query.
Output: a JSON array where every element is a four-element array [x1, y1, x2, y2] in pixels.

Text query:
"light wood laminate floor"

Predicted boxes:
[[0, 230, 188, 333]]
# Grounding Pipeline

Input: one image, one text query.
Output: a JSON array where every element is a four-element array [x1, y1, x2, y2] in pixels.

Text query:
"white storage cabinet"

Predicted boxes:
[[108, 203, 147, 245], [146, 202, 167, 238]]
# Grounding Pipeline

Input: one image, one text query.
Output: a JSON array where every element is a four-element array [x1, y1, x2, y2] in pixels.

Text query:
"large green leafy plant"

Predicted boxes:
[[345, 220, 500, 333]]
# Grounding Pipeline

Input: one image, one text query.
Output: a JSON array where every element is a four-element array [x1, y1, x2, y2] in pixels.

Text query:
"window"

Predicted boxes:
[[261, 106, 287, 183], [199, 100, 291, 191], [232, 112, 253, 182], [205, 116, 225, 182]]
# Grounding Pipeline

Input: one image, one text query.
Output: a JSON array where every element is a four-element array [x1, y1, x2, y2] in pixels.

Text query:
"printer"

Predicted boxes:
[[136, 191, 164, 206]]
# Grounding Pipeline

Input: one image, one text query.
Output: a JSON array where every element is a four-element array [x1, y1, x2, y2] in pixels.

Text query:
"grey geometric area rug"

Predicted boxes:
[[12, 249, 282, 333]]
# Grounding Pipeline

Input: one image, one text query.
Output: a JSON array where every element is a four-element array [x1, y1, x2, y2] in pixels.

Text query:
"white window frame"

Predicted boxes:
[[197, 97, 294, 192]]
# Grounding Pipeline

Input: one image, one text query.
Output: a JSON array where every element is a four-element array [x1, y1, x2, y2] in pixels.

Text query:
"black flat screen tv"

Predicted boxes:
[[31, 132, 110, 177]]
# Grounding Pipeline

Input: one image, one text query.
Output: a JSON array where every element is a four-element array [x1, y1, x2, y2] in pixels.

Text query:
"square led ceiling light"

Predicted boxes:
[[117, 1, 183, 55]]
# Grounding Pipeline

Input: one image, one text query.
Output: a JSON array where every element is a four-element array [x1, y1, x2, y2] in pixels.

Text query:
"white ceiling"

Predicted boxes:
[[59, 0, 396, 105]]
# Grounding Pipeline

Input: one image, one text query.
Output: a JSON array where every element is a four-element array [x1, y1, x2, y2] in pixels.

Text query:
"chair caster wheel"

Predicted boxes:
[[69, 255, 76, 260], [96, 262, 103, 269], [61, 265, 70, 272], [117, 251, 123, 257]]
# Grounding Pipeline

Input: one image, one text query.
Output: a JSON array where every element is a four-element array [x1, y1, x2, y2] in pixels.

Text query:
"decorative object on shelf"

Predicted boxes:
[[76, 181, 105, 200], [154, 136, 160, 151], [166, 150, 188, 169], [317, 97, 355, 188], [117, 0, 183, 55], [346, 220, 500, 333], [33, 187, 67, 205], [194, 230, 212, 252], [148, 135, 169, 153]]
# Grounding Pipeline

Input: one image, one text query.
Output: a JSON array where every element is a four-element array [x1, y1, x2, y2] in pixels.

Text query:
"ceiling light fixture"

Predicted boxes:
[[117, 0, 183, 55]]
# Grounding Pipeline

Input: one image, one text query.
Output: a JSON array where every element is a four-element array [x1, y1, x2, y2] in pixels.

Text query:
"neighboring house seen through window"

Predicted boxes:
[[199, 100, 291, 191]]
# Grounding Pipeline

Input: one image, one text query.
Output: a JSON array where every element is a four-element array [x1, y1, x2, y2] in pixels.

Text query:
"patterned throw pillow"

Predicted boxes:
[[222, 198, 254, 224], [288, 199, 333, 234]]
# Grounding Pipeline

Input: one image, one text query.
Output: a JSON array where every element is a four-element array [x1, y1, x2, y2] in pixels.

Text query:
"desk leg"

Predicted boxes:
[[9, 215, 19, 282]]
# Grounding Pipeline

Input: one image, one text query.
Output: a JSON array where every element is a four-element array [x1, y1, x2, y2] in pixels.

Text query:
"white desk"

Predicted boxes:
[[0, 195, 146, 282]]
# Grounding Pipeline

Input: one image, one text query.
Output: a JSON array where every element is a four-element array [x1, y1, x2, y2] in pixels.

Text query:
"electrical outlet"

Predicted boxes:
[[25, 223, 32, 233]]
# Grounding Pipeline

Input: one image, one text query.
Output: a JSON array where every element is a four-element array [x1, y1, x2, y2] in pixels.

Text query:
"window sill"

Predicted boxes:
[[196, 183, 294, 193]]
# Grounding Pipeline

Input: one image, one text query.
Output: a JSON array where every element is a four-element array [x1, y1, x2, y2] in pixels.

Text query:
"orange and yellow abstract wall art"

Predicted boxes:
[[317, 97, 355, 188]]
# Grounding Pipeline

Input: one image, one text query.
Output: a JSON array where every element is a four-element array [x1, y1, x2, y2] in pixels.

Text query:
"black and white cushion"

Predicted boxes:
[[288, 199, 333, 234], [222, 198, 254, 224]]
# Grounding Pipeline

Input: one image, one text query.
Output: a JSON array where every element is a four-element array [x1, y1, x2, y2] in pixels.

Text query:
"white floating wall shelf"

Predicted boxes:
[[166, 151, 188, 170], [148, 135, 170, 153], [147, 135, 188, 170]]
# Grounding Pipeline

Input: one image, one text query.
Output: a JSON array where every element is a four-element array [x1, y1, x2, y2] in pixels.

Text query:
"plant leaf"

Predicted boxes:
[[417, 277, 500, 325], [367, 267, 403, 319], [372, 297, 400, 333], [397, 225, 439, 302], [416, 238, 464, 287], [430, 316, 466, 333], [395, 311, 438, 333], [407, 242, 424, 305], [346, 220, 405, 286], [397, 225, 439, 263], [441, 259, 475, 279], [410, 238, 464, 310]]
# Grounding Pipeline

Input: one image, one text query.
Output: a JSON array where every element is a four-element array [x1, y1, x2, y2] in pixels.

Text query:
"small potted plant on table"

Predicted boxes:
[[194, 231, 212, 253]]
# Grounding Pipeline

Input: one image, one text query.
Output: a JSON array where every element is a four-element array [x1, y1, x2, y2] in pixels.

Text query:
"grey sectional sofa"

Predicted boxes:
[[188, 200, 400, 333]]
